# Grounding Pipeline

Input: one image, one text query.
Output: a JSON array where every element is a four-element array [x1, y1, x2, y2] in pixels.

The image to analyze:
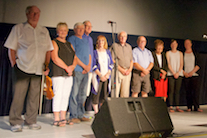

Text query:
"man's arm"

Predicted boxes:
[[77, 54, 91, 74], [133, 62, 149, 75], [8, 49, 16, 67], [146, 62, 154, 72], [126, 60, 133, 75]]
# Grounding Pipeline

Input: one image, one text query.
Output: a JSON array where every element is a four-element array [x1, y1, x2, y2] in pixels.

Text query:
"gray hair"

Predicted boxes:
[[83, 20, 91, 25], [117, 31, 127, 37], [74, 22, 84, 29], [25, 5, 40, 14]]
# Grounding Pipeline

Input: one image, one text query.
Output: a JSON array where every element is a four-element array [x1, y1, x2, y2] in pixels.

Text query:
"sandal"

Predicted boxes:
[[66, 119, 74, 125], [186, 109, 191, 112], [169, 107, 174, 113], [52, 121, 60, 126], [196, 108, 203, 112], [176, 108, 184, 112], [59, 119, 66, 127]]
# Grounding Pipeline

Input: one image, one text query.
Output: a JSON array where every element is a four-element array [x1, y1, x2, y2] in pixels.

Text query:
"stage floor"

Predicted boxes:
[[0, 105, 207, 138]]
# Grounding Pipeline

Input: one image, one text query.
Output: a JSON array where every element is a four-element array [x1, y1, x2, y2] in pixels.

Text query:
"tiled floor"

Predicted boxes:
[[0, 105, 207, 138]]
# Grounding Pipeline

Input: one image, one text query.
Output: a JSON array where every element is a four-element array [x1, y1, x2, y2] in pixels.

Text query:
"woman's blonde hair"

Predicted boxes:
[[96, 35, 108, 49], [56, 22, 68, 32]]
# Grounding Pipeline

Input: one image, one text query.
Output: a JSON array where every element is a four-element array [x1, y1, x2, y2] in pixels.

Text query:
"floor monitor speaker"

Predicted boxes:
[[91, 97, 173, 138]]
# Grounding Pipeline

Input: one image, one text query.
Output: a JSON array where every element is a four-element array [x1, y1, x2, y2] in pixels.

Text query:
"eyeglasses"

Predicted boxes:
[[85, 25, 92, 28]]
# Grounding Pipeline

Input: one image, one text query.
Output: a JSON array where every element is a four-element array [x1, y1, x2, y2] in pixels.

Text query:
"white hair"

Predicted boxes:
[[74, 22, 84, 29], [83, 20, 91, 25], [25, 5, 40, 14], [117, 31, 127, 37]]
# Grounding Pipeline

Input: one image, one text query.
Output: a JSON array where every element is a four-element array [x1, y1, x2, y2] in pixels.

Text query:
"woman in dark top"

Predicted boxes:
[[152, 39, 168, 102], [50, 22, 77, 126], [183, 39, 202, 112]]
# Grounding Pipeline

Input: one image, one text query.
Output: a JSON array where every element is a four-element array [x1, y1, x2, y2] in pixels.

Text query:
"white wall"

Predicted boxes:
[[1, 0, 207, 41]]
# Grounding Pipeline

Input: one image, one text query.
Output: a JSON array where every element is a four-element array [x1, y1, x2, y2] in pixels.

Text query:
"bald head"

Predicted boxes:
[[137, 36, 147, 50], [118, 31, 127, 45]]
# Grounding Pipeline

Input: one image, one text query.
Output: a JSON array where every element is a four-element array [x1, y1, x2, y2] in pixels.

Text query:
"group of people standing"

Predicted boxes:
[[4, 5, 202, 133]]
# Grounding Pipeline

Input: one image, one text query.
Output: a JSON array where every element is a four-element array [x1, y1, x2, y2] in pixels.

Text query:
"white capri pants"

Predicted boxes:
[[52, 76, 73, 112], [86, 72, 92, 96]]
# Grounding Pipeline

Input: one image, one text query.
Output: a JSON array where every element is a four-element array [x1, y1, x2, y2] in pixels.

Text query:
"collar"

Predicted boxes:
[[137, 46, 146, 51], [118, 42, 127, 47], [83, 33, 90, 37], [23, 21, 40, 29]]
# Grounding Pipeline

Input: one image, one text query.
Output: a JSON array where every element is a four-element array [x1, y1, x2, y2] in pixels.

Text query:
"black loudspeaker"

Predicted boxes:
[[91, 97, 173, 138]]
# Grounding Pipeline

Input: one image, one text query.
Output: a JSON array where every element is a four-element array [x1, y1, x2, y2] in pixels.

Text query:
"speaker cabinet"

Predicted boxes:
[[91, 97, 173, 138]]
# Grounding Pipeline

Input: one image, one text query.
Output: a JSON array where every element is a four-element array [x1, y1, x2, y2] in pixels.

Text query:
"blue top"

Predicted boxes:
[[67, 35, 90, 72], [133, 47, 154, 69], [82, 33, 93, 72]]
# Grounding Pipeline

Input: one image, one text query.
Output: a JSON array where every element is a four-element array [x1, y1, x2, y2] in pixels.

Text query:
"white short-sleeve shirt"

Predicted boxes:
[[4, 22, 54, 75]]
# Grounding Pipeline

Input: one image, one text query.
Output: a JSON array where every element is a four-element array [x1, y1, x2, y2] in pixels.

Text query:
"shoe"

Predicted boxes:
[[24, 123, 41, 130], [79, 117, 91, 122], [11, 125, 22, 132], [71, 118, 81, 124]]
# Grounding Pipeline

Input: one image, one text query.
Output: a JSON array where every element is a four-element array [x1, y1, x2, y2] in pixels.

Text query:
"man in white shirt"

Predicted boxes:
[[4, 5, 53, 132]]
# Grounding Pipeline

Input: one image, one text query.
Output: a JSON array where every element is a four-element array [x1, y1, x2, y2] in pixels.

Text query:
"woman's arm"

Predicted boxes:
[[51, 40, 69, 72], [178, 51, 183, 73]]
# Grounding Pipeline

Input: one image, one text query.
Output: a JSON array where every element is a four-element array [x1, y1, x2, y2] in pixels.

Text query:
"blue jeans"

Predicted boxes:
[[69, 71, 88, 119]]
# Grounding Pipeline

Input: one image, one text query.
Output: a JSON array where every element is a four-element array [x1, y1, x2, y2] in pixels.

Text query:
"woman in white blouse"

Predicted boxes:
[[166, 39, 184, 112]]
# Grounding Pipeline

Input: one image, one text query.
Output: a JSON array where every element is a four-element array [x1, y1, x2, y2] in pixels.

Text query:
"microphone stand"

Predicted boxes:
[[109, 22, 117, 98]]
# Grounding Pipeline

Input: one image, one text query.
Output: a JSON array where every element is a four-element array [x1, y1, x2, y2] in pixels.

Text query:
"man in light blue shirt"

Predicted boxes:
[[131, 36, 154, 97]]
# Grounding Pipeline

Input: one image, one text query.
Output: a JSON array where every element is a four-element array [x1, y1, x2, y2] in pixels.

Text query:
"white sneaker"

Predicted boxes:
[[24, 123, 41, 130], [11, 125, 22, 132]]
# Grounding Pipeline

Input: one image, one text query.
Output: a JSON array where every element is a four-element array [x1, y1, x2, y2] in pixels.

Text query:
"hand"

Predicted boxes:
[[104, 73, 110, 79], [173, 73, 179, 79], [160, 69, 167, 76], [142, 68, 149, 75], [84, 64, 91, 73], [161, 74, 166, 79], [119, 68, 127, 75], [125, 69, 131, 76], [188, 71, 194, 77], [141, 72, 146, 77], [100, 76, 107, 82], [184, 72, 189, 78], [65, 65, 74, 75], [82, 70, 87, 74], [11, 62, 16, 67], [44, 68, 50, 76]]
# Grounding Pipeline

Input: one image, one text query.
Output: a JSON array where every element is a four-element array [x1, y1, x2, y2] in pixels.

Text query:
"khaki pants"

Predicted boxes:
[[111, 69, 131, 97], [9, 65, 41, 126]]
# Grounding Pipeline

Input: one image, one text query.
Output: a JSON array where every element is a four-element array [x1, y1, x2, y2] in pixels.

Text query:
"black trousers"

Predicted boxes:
[[168, 76, 182, 106], [184, 76, 200, 110], [9, 65, 41, 126], [92, 80, 109, 104]]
